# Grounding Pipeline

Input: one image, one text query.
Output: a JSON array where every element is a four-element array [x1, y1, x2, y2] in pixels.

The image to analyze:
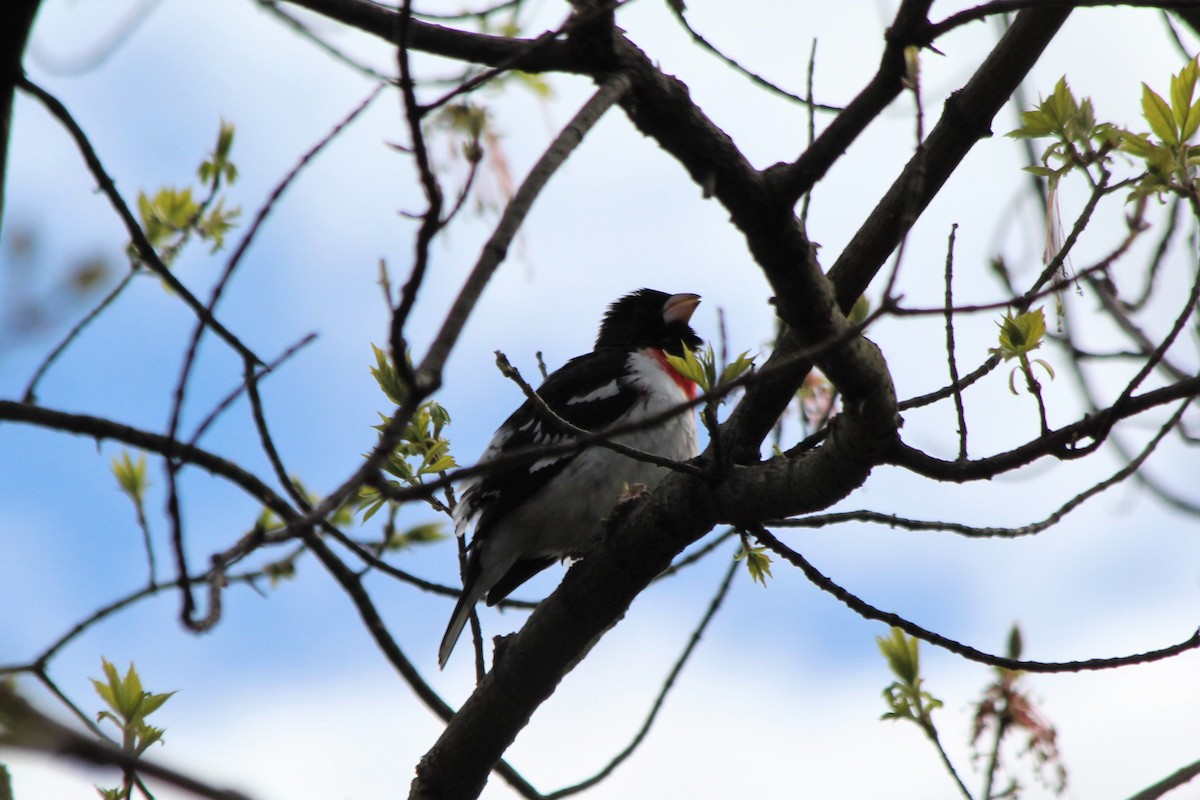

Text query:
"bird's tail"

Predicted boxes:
[[438, 581, 485, 669]]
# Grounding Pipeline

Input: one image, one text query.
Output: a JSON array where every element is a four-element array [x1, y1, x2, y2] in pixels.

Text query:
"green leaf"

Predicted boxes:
[[664, 343, 712, 389], [665, 342, 754, 400], [388, 522, 447, 550], [137, 691, 175, 719], [511, 71, 554, 99], [877, 627, 919, 685], [1047, 77, 1074, 127], [1022, 164, 1057, 178], [134, 723, 166, 754], [1032, 358, 1056, 382], [1184, 97, 1200, 144], [426, 453, 458, 473], [989, 307, 1047, 361], [1115, 129, 1154, 158], [847, 294, 871, 326], [1142, 83, 1178, 146], [199, 119, 238, 187], [199, 200, 242, 253], [111, 451, 148, 501], [876, 628, 945, 730], [434, 102, 490, 139], [1007, 624, 1024, 661], [119, 663, 144, 720], [264, 558, 297, 585], [718, 349, 757, 387], [369, 344, 409, 405], [734, 545, 773, 587], [215, 119, 235, 161], [1170, 59, 1198, 131], [91, 660, 174, 731]]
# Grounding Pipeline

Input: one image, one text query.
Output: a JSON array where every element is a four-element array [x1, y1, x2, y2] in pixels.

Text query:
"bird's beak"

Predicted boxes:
[[663, 293, 701, 324]]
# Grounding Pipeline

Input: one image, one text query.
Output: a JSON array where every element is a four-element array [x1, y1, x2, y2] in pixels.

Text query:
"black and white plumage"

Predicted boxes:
[[438, 289, 704, 667]]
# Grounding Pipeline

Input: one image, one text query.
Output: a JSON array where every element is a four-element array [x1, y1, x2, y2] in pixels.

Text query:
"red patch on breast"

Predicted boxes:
[[648, 348, 699, 400]]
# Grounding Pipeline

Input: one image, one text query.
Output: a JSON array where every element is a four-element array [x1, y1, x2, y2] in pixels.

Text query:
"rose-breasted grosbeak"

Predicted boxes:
[[438, 289, 704, 667]]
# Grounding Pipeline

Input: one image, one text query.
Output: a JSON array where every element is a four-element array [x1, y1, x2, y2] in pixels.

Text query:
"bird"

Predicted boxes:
[[438, 289, 704, 668]]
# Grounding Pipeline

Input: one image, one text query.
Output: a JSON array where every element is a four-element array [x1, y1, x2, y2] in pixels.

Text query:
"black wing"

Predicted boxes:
[[463, 348, 639, 538]]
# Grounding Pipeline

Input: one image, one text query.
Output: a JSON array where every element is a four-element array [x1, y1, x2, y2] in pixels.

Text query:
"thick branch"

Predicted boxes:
[[281, 0, 579, 72], [726, 7, 1072, 456], [889, 378, 1200, 482], [0, 684, 251, 800], [0, 400, 295, 521], [410, 411, 883, 798]]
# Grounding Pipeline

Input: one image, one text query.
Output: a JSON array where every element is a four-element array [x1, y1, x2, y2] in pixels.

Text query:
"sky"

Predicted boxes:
[[2, 1, 1199, 799]]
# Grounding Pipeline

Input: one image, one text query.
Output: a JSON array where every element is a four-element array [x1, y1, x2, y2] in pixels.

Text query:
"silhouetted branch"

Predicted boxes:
[[544, 555, 739, 798], [15, 76, 263, 367], [752, 526, 1200, 673], [1125, 757, 1200, 800], [0, 683, 253, 800]]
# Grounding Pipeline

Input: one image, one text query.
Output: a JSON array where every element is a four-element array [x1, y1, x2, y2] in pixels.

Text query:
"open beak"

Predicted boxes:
[[663, 293, 701, 324]]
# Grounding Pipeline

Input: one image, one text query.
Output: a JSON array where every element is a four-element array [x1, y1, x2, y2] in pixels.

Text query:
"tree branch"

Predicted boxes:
[[724, 7, 1071, 458], [752, 526, 1200, 673], [0, 683, 252, 800], [889, 379, 1200, 482], [281, 0, 580, 73]]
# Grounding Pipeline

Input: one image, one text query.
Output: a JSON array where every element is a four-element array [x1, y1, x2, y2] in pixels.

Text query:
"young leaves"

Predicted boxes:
[[132, 120, 242, 265], [734, 542, 773, 587], [1120, 57, 1200, 200], [1012, 59, 1200, 205], [664, 342, 755, 396], [877, 628, 943, 732], [990, 307, 1055, 395], [111, 451, 148, 504], [1008, 77, 1114, 176], [357, 345, 457, 524], [91, 660, 175, 799], [668, 341, 756, 444], [91, 660, 174, 766], [198, 119, 238, 186]]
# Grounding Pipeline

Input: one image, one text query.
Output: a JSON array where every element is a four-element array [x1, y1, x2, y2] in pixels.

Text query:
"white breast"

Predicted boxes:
[[473, 348, 699, 572]]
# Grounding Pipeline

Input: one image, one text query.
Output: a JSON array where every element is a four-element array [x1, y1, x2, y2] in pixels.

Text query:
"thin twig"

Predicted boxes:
[[752, 526, 1200, 673], [188, 333, 318, 446], [775, 396, 1193, 539], [545, 555, 739, 798], [15, 76, 262, 366], [391, 0, 444, 384], [928, 0, 1200, 40], [0, 400, 296, 520], [256, 0, 395, 81], [299, 527, 542, 798], [165, 83, 384, 631], [417, 74, 631, 384], [665, 3, 841, 112], [799, 38, 819, 228], [22, 269, 135, 403], [1125, 757, 1200, 800], [942, 224, 968, 460]]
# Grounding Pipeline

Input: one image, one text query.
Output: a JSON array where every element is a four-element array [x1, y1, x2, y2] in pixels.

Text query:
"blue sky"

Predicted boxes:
[[2, 1, 1199, 798]]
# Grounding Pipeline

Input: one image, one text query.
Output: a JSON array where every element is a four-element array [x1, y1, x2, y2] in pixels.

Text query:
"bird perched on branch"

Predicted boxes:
[[438, 289, 704, 668]]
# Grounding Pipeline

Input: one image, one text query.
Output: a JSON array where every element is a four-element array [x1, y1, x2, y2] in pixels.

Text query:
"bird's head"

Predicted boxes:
[[594, 288, 703, 356]]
